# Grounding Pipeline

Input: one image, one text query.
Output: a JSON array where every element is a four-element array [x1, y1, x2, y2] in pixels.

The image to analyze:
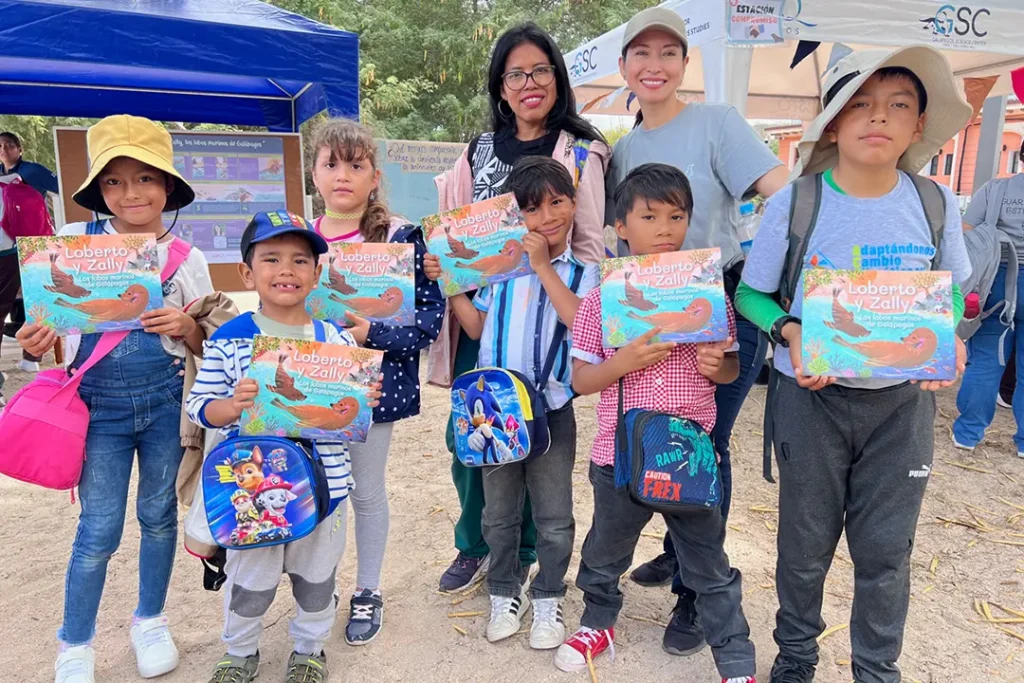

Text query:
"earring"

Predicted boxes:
[[498, 100, 514, 119]]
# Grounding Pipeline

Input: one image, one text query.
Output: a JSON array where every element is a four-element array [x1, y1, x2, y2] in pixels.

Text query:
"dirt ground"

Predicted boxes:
[[1, 337, 1023, 683]]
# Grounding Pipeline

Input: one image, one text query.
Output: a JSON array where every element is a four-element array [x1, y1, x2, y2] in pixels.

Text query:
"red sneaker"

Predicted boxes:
[[722, 678, 757, 683], [554, 627, 615, 672]]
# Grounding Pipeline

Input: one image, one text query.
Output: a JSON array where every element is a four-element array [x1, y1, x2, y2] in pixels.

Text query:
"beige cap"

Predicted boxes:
[[622, 6, 688, 54]]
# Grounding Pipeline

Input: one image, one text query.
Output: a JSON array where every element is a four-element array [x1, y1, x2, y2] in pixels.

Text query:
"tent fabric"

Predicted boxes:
[[0, 0, 359, 131]]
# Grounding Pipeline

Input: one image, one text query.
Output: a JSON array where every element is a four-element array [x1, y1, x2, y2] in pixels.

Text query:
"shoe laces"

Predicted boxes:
[[569, 626, 615, 660], [490, 594, 517, 616], [286, 658, 326, 683], [724, 677, 755, 683], [533, 599, 562, 624], [452, 552, 476, 570], [350, 602, 376, 621], [211, 667, 249, 683]]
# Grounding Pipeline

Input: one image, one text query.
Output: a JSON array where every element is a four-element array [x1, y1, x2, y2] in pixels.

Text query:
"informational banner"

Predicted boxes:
[[727, 0, 783, 44], [172, 134, 287, 264], [376, 139, 466, 223], [384, 140, 464, 175]]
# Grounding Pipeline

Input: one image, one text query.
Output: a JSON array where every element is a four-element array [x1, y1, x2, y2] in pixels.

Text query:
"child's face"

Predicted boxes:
[[522, 190, 575, 256], [827, 73, 925, 170], [619, 30, 687, 108], [312, 146, 380, 214], [98, 157, 172, 227], [240, 234, 322, 311], [615, 198, 689, 256]]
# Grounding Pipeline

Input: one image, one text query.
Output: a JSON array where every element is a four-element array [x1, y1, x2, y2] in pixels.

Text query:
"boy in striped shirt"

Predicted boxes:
[[186, 211, 379, 683], [424, 156, 599, 651]]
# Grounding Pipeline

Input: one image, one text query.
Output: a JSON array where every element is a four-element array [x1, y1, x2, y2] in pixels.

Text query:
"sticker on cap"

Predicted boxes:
[[267, 212, 285, 227], [287, 212, 305, 228]]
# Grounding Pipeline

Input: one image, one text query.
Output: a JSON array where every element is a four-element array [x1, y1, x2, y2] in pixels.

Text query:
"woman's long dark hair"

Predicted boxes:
[[488, 23, 606, 145]]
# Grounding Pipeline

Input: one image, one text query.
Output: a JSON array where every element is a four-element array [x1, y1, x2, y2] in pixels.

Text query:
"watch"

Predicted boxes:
[[770, 315, 800, 347]]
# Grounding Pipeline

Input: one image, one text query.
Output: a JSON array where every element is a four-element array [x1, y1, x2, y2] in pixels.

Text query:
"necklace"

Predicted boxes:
[[324, 208, 365, 220]]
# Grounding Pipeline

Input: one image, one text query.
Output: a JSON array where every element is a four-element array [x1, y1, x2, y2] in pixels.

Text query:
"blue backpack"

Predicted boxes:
[[613, 380, 722, 513], [450, 266, 584, 467]]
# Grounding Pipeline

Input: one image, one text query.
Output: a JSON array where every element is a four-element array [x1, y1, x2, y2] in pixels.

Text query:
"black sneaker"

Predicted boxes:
[[662, 591, 706, 656], [346, 589, 384, 645], [770, 655, 816, 683], [630, 552, 678, 587], [438, 552, 489, 593]]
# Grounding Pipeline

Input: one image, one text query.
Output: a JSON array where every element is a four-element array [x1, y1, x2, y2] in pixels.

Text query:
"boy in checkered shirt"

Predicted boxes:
[[556, 164, 756, 683]]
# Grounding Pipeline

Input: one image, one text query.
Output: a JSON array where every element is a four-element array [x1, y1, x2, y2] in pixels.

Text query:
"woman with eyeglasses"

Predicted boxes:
[[428, 22, 609, 596]]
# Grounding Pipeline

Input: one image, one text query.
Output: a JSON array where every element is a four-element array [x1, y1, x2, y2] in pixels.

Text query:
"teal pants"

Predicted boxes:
[[447, 333, 537, 563]]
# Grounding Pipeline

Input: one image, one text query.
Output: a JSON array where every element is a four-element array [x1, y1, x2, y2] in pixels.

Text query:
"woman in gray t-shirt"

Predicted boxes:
[[609, 6, 788, 654]]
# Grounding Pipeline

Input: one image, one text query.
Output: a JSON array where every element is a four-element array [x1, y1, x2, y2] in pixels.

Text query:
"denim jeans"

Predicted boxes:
[[58, 330, 186, 645], [576, 463, 755, 679], [954, 263, 1024, 450], [481, 404, 576, 599], [667, 314, 767, 594]]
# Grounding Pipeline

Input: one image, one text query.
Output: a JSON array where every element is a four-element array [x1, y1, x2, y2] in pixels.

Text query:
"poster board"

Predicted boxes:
[[54, 128, 305, 291], [376, 139, 466, 224]]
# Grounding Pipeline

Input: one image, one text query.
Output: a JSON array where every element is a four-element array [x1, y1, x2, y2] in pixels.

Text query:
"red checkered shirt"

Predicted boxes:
[[570, 287, 738, 467]]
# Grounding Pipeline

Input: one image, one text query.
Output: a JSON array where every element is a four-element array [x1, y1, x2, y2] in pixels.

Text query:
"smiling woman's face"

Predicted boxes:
[[500, 41, 558, 130], [619, 29, 687, 108]]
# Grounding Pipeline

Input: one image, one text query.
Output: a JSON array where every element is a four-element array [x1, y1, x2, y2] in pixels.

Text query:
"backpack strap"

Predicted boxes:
[[537, 264, 586, 410], [85, 220, 104, 235], [907, 174, 946, 270], [779, 174, 823, 309]]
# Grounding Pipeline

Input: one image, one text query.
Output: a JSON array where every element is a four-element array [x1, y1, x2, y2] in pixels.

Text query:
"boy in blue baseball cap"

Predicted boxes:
[[186, 210, 380, 683]]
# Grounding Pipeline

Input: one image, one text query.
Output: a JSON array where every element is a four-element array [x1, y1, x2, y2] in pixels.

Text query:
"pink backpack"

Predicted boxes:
[[0, 235, 193, 491], [0, 180, 53, 239]]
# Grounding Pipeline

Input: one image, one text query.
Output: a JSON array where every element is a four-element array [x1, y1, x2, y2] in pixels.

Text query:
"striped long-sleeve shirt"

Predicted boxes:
[[186, 312, 356, 504]]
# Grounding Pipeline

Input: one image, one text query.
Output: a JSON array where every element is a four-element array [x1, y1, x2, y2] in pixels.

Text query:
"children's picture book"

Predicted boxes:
[[801, 269, 956, 380], [240, 336, 384, 442], [599, 248, 729, 347], [307, 242, 415, 327], [16, 233, 163, 336], [422, 193, 532, 297]]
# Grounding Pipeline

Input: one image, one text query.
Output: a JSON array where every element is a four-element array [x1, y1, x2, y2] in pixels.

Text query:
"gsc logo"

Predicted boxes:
[[570, 46, 598, 79], [920, 5, 990, 38]]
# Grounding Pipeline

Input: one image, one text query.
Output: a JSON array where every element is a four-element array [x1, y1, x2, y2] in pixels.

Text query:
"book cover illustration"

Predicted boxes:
[[17, 233, 163, 336], [307, 242, 415, 327], [240, 336, 384, 442], [422, 193, 532, 297], [801, 269, 955, 380], [599, 248, 729, 347]]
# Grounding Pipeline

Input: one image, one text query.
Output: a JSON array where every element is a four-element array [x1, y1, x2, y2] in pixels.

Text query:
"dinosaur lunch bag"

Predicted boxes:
[[201, 436, 332, 550], [613, 381, 722, 514]]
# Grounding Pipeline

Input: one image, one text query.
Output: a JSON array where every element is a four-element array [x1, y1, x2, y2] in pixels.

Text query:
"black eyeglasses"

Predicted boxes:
[[502, 65, 556, 91]]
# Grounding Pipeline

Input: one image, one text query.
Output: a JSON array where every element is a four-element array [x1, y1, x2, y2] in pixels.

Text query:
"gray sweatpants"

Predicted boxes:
[[772, 376, 934, 683], [348, 422, 395, 591], [222, 503, 348, 657]]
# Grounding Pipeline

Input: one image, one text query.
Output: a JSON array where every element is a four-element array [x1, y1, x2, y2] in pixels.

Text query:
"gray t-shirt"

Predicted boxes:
[[742, 172, 972, 388], [963, 174, 1024, 258], [607, 103, 783, 269]]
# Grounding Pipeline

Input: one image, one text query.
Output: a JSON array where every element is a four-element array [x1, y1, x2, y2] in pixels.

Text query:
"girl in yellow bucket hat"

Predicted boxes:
[[16, 114, 215, 683]]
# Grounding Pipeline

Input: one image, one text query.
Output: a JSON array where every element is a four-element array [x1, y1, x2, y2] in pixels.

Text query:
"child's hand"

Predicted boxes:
[[345, 312, 371, 345], [366, 372, 384, 408], [522, 232, 552, 272], [141, 308, 196, 337], [696, 337, 734, 379], [16, 323, 56, 358], [620, 327, 676, 373], [913, 336, 967, 392], [786, 323, 835, 391], [231, 378, 259, 418], [423, 253, 443, 281]]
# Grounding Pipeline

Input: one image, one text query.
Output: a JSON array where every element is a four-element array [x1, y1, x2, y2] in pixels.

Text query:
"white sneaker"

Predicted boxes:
[[997, 393, 1012, 409], [952, 434, 975, 451], [54, 645, 95, 683], [486, 586, 530, 643], [130, 615, 179, 678], [1017, 451, 1024, 459], [17, 359, 39, 373], [530, 597, 565, 650]]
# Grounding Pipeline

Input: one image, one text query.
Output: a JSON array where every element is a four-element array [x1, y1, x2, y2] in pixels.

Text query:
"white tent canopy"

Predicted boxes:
[[566, 0, 1024, 122]]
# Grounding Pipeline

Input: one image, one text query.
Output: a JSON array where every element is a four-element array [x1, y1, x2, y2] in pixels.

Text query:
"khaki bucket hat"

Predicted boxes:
[[793, 45, 973, 178], [73, 115, 195, 214]]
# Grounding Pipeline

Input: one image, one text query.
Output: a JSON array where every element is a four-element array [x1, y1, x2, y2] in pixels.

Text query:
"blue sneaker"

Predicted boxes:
[[345, 589, 384, 646], [438, 552, 489, 593]]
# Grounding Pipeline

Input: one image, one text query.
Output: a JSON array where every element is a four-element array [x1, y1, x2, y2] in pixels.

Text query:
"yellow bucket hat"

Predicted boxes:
[[73, 115, 195, 215]]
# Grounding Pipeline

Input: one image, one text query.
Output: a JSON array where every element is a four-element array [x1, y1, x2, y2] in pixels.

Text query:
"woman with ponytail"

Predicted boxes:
[[427, 22, 610, 595], [308, 118, 444, 645]]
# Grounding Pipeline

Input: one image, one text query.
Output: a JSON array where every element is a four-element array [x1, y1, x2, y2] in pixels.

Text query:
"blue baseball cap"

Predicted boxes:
[[240, 210, 329, 260]]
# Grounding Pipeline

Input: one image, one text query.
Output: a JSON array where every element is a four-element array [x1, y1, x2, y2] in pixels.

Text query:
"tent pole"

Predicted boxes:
[[700, 37, 752, 117], [973, 94, 1008, 191]]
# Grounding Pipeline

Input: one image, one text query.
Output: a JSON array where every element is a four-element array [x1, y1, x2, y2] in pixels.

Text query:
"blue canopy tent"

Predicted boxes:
[[0, 0, 359, 131]]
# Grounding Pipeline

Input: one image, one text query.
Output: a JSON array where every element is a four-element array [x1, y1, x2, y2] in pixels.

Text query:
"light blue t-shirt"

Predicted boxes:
[[607, 103, 783, 269], [742, 172, 972, 387]]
